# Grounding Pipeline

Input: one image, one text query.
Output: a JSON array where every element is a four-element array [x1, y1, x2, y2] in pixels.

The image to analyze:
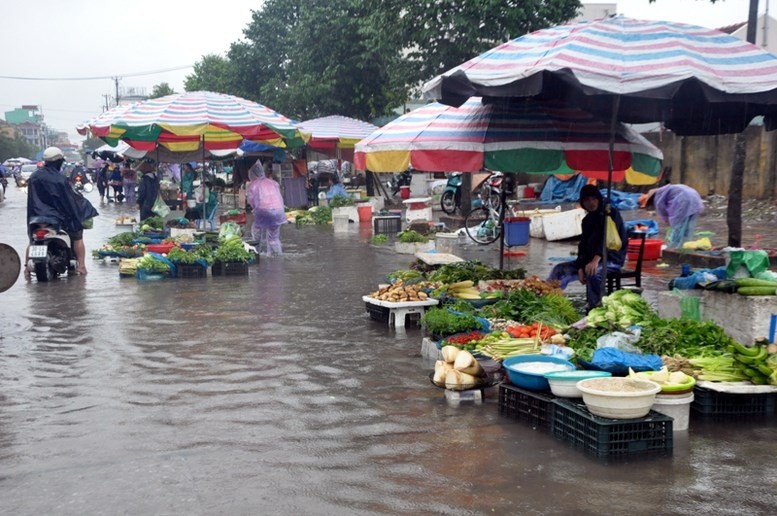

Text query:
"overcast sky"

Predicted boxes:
[[0, 0, 769, 144]]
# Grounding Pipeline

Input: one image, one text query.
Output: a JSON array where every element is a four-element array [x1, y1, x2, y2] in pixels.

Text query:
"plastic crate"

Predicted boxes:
[[211, 261, 249, 276], [176, 264, 207, 279], [498, 384, 556, 431], [691, 386, 777, 419], [372, 215, 402, 235], [365, 302, 391, 322], [551, 398, 673, 458]]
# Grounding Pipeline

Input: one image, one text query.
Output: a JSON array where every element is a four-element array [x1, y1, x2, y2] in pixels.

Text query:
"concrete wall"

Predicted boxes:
[[643, 126, 777, 199]]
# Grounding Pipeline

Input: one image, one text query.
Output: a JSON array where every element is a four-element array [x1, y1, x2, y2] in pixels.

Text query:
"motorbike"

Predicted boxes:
[[72, 173, 94, 194], [27, 223, 77, 281], [440, 172, 463, 214], [0, 176, 7, 202], [386, 170, 413, 197]]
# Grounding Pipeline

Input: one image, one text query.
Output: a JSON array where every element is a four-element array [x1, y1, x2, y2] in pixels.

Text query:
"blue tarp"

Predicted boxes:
[[539, 174, 588, 203], [603, 189, 643, 211], [625, 219, 660, 236]]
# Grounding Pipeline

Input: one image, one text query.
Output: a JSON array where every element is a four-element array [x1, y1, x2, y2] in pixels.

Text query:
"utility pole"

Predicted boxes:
[[112, 76, 121, 106], [102, 94, 111, 112]]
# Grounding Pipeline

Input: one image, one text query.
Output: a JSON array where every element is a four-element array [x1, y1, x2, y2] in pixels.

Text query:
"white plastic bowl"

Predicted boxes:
[[577, 377, 661, 419], [544, 370, 612, 398]]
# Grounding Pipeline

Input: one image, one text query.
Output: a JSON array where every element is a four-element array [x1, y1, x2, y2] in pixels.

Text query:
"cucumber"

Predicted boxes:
[[737, 286, 777, 296], [735, 278, 777, 287]]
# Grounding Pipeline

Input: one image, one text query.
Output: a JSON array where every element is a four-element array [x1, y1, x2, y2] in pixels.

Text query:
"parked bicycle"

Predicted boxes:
[[464, 172, 516, 245]]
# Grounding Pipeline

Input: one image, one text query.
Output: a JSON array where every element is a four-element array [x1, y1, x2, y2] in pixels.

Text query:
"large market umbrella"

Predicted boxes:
[[79, 91, 308, 153], [423, 16, 777, 136], [299, 115, 379, 158], [423, 15, 777, 281], [353, 97, 662, 184]]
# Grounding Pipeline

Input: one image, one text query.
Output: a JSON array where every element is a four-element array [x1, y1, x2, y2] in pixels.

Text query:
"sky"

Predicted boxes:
[[0, 0, 770, 144]]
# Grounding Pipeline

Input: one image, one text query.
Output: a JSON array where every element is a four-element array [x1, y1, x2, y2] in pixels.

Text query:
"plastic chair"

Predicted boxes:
[[196, 202, 219, 231], [606, 232, 647, 294]]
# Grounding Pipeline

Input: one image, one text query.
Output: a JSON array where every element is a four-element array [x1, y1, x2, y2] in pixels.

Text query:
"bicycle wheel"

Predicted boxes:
[[440, 190, 457, 214], [464, 206, 502, 245]]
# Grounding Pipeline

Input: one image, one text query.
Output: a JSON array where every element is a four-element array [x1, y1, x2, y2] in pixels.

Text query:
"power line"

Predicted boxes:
[[0, 65, 193, 81]]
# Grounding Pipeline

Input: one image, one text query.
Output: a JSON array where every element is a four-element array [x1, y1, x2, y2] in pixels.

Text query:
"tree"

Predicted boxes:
[[150, 82, 176, 99], [80, 136, 105, 153], [184, 54, 236, 94], [0, 133, 36, 162]]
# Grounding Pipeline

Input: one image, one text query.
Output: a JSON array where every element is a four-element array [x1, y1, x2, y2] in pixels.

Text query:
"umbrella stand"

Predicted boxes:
[[600, 95, 622, 301], [498, 180, 509, 270]]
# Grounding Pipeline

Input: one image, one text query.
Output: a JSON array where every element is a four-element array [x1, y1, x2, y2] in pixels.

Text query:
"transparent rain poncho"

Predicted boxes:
[[653, 184, 704, 248], [246, 162, 286, 255]]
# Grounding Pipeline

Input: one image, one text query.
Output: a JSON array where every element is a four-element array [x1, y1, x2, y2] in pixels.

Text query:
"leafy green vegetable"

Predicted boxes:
[[420, 307, 484, 337], [310, 206, 332, 224], [107, 232, 137, 247], [586, 289, 658, 329], [566, 326, 610, 362], [140, 216, 165, 229], [636, 318, 734, 358], [397, 230, 429, 243], [136, 254, 171, 273], [328, 195, 355, 208], [371, 234, 389, 245], [214, 235, 253, 263], [427, 260, 525, 284]]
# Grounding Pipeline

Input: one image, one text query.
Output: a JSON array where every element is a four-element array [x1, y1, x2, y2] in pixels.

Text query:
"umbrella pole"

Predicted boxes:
[[498, 181, 507, 270], [601, 95, 621, 302], [201, 135, 206, 224]]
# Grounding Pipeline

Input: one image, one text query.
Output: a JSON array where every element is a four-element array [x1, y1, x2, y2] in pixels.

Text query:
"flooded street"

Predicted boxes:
[[1, 185, 776, 515]]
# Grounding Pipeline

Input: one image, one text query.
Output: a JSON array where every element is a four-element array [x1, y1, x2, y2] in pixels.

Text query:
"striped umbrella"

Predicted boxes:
[[76, 103, 137, 138], [423, 16, 777, 135], [80, 91, 308, 152], [299, 115, 378, 151], [354, 97, 662, 184]]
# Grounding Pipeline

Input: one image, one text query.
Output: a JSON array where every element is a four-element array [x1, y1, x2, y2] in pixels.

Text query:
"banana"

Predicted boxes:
[[735, 354, 758, 365], [732, 341, 762, 357], [757, 363, 774, 376], [449, 280, 474, 290]]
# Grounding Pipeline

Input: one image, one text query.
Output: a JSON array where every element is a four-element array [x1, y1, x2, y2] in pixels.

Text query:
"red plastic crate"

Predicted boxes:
[[628, 238, 663, 261]]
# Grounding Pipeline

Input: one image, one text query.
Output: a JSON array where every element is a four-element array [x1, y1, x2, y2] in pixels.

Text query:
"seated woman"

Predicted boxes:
[[185, 178, 218, 221], [326, 175, 349, 200]]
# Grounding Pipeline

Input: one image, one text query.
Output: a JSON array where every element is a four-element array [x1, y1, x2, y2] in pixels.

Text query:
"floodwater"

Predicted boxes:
[[1, 185, 775, 515]]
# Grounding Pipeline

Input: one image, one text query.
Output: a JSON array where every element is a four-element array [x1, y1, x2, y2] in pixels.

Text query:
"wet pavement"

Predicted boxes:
[[1, 185, 776, 515]]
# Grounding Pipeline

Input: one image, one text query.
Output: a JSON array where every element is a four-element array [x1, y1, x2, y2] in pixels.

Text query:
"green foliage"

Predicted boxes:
[[371, 234, 389, 245], [0, 133, 36, 163], [107, 232, 137, 247], [328, 195, 355, 208], [184, 54, 236, 94], [150, 82, 176, 99], [427, 260, 525, 283], [310, 206, 332, 224], [421, 306, 484, 337], [140, 216, 165, 230]]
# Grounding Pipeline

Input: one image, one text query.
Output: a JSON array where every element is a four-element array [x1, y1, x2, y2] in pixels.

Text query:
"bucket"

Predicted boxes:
[[503, 217, 530, 246], [435, 232, 460, 254], [333, 214, 349, 232], [652, 392, 694, 431], [357, 204, 372, 223], [399, 185, 411, 199]]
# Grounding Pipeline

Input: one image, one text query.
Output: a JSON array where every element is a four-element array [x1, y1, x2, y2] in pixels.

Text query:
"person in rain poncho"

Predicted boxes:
[[247, 160, 287, 256], [136, 160, 160, 221], [326, 174, 348, 200], [639, 183, 704, 249]]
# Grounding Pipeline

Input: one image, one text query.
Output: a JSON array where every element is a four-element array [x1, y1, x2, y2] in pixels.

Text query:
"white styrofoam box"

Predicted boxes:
[[332, 206, 359, 222], [542, 208, 586, 241], [368, 196, 385, 212], [395, 241, 435, 254], [170, 227, 197, 238], [421, 337, 443, 360], [514, 208, 561, 239], [657, 290, 777, 345], [406, 207, 433, 224], [333, 214, 350, 232]]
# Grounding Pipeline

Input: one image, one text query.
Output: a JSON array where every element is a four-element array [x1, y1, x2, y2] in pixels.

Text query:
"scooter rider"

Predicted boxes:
[[25, 147, 98, 279]]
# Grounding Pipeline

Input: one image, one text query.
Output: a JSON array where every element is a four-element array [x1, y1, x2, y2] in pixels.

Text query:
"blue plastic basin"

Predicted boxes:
[[503, 355, 575, 391]]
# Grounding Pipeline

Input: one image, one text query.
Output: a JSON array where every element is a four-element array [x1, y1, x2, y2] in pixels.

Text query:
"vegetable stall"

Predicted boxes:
[[364, 259, 777, 459]]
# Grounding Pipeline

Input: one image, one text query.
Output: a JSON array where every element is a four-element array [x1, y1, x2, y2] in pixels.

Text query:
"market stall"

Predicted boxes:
[[364, 258, 777, 460]]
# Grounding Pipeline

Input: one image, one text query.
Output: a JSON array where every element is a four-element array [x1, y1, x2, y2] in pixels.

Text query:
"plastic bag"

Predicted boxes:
[[606, 216, 622, 251], [678, 292, 701, 321], [583, 347, 663, 375], [152, 193, 171, 218], [596, 330, 642, 353], [726, 250, 770, 279], [219, 221, 242, 239]]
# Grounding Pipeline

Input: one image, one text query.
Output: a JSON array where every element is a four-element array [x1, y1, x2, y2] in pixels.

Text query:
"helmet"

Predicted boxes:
[[43, 147, 65, 162]]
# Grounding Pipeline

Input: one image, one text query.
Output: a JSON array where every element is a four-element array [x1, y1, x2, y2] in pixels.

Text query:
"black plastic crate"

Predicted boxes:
[[373, 215, 402, 235], [212, 261, 249, 276], [551, 398, 673, 459], [365, 302, 390, 322], [176, 264, 207, 279], [498, 384, 556, 431], [691, 386, 777, 419]]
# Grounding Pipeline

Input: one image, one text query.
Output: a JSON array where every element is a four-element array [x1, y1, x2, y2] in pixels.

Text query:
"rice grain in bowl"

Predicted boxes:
[[576, 377, 661, 419]]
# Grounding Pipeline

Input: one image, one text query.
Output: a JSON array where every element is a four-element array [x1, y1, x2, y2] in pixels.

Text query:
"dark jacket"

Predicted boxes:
[[27, 164, 98, 232], [137, 172, 160, 220], [575, 189, 628, 270]]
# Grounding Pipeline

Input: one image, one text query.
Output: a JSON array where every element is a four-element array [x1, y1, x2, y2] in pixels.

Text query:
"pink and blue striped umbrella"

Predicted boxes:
[[354, 97, 662, 184], [299, 115, 378, 151], [424, 16, 777, 135]]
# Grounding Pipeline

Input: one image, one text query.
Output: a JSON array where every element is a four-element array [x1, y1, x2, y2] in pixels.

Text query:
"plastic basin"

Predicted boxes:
[[637, 371, 696, 394], [503, 355, 575, 391], [577, 377, 662, 419], [544, 370, 612, 398]]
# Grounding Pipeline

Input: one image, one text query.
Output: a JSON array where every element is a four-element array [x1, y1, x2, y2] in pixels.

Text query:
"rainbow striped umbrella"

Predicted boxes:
[[299, 115, 378, 152], [424, 16, 777, 135], [354, 97, 662, 184], [76, 103, 137, 139], [80, 91, 308, 152]]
